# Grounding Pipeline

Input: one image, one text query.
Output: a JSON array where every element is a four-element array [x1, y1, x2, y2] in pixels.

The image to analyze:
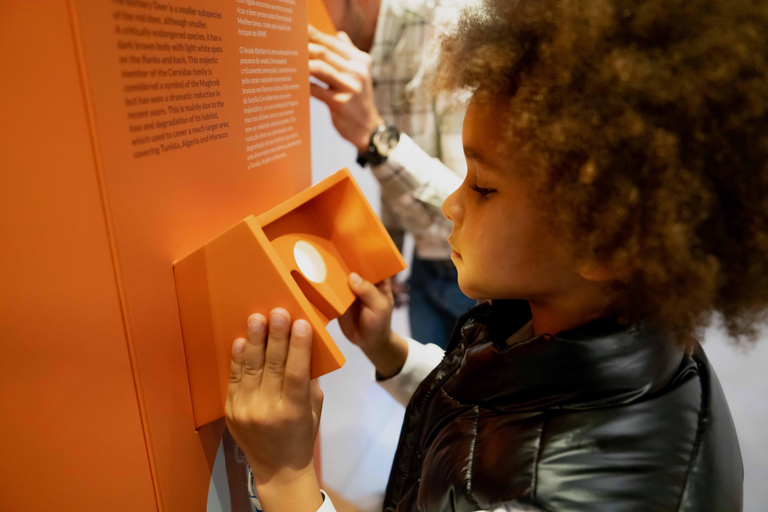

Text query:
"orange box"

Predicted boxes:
[[174, 168, 406, 428]]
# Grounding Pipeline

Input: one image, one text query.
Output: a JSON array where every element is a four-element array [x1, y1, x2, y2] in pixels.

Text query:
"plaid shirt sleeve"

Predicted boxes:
[[368, 0, 467, 260], [370, 127, 464, 260]]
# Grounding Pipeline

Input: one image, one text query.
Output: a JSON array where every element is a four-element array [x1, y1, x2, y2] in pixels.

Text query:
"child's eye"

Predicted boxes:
[[469, 183, 495, 197]]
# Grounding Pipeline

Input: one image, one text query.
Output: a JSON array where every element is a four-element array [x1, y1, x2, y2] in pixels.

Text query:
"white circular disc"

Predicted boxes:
[[293, 240, 327, 283]]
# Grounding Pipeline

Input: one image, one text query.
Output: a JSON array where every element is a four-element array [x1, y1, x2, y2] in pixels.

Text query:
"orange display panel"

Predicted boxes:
[[175, 169, 406, 428], [0, 3, 158, 510], [308, 0, 336, 34], [1, 0, 337, 511]]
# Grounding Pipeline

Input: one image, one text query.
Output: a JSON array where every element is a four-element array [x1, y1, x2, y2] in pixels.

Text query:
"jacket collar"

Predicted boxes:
[[443, 300, 693, 411]]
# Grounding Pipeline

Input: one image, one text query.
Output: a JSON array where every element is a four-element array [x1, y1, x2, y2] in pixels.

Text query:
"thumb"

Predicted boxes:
[[349, 272, 388, 312], [310, 379, 324, 419]]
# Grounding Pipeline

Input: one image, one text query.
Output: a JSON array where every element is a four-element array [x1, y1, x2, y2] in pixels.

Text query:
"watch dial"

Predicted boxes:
[[374, 126, 400, 157]]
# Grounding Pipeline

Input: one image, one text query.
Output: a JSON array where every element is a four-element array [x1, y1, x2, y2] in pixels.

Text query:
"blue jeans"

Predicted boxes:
[[408, 255, 477, 349]]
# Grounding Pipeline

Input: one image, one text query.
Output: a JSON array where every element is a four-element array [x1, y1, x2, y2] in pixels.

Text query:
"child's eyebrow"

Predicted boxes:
[[463, 146, 487, 164], [464, 146, 498, 171]]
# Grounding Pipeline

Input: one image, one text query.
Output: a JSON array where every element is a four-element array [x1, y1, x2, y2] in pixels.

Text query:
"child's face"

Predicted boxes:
[[443, 96, 583, 301]]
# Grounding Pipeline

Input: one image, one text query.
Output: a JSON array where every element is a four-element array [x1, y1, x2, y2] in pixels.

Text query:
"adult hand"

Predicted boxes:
[[308, 25, 384, 153], [225, 308, 324, 512], [340, 273, 408, 378]]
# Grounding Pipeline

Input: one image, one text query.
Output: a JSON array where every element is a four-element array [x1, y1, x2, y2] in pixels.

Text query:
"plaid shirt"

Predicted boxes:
[[368, 0, 466, 260]]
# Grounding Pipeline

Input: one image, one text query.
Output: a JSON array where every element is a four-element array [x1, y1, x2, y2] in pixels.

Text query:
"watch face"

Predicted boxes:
[[372, 125, 400, 157]]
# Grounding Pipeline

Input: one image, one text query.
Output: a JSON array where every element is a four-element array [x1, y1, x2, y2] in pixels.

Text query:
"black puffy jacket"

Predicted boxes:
[[383, 301, 743, 511]]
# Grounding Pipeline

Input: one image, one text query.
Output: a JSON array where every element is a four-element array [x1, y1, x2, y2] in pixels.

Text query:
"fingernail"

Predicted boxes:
[[350, 272, 362, 286], [294, 320, 310, 336], [233, 338, 246, 354], [248, 314, 265, 332], [271, 310, 288, 327]]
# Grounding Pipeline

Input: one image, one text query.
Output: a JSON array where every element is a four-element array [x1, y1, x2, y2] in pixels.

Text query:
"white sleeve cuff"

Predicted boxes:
[[376, 337, 445, 407], [248, 465, 337, 512], [318, 490, 336, 512]]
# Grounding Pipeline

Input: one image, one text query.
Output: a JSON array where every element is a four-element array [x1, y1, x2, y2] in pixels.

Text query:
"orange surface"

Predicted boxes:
[[308, 0, 337, 34], [0, 2, 157, 511], [174, 169, 406, 428], [1, 0, 323, 511]]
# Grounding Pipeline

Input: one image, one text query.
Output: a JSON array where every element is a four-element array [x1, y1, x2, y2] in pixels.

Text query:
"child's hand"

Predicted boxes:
[[340, 273, 409, 378], [225, 308, 324, 510], [339, 273, 394, 353]]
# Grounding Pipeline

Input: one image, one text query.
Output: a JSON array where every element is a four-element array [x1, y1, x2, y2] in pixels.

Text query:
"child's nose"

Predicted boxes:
[[442, 185, 463, 224]]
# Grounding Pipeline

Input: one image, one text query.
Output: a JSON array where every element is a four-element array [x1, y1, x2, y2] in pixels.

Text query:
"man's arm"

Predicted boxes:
[[308, 27, 466, 249]]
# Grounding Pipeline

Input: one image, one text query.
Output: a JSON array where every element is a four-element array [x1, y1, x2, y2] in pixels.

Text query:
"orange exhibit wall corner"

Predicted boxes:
[[174, 168, 406, 428], [308, 0, 336, 34]]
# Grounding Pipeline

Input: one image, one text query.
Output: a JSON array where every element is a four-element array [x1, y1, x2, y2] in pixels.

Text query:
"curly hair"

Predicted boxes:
[[431, 0, 768, 344]]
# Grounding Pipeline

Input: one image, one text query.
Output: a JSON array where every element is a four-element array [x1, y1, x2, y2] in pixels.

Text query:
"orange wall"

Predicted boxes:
[[1, 1, 312, 510], [0, 1, 157, 510]]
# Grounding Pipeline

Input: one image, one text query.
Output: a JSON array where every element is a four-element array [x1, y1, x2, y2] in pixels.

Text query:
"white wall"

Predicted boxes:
[[702, 326, 768, 512]]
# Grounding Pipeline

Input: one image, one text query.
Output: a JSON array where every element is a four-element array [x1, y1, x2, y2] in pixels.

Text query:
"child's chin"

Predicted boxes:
[[456, 281, 482, 301]]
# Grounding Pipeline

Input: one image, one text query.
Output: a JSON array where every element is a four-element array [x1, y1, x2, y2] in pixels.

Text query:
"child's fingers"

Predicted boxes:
[[349, 272, 389, 313], [282, 319, 313, 405], [226, 337, 247, 419], [376, 278, 394, 304], [239, 313, 267, 394], [337, 298, 361, 338], [261, 308, 292, 398], [228, 337, 247, 387]]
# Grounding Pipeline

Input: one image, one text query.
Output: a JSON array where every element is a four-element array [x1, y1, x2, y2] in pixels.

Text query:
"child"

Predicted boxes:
[[224, 0, 768, 510]]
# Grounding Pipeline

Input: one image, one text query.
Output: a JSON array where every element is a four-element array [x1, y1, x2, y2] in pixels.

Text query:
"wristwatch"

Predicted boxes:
[[356, 124, 400, 167]]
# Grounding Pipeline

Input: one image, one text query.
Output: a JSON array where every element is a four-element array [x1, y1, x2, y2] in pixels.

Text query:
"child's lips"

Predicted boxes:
[[448, 238, 461, 259]]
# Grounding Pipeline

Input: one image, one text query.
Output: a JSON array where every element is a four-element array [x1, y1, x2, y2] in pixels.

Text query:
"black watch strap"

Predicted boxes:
[[357, 149, 383, 167], [357, 124, 400, 167]]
